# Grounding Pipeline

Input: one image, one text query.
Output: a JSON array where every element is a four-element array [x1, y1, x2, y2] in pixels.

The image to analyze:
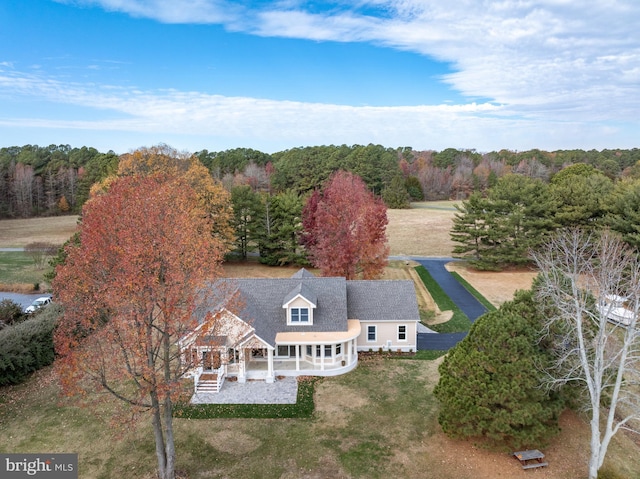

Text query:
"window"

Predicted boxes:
[[291, 307, 309, 323], [306, 345, 312, 356], [277, 345, 297, 357], [336, 343, 342, 355], [324, 345, 332, 357], [398, 325, 407, 341], [367, 325, 376, 342]]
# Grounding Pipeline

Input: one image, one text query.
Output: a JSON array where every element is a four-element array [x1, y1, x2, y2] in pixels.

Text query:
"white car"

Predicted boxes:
[[24, 296, 52, 314]]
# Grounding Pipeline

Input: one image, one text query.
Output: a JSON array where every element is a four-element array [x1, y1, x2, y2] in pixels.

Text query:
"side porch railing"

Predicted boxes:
[[194, 366, 226, 394]]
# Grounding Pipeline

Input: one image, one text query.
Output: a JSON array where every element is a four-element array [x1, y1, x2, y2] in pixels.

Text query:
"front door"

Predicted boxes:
[[202, 350, 221, 370]]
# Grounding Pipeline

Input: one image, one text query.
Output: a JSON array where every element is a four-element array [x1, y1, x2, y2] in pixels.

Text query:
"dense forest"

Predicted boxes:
[[2, 143, 639, 219]]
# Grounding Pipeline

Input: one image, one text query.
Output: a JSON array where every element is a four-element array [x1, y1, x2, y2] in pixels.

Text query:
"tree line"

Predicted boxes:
[[450, 163, 640, 269], [2, 143, 640, 218]]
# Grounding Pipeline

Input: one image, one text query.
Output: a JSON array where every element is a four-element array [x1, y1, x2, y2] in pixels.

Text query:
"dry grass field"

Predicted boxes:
[[0, 216, 80, 248], [386, 201, 458, 258]]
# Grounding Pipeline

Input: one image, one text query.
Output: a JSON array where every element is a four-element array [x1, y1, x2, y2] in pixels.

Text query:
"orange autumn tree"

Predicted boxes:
[[53, 174, 226, 479], [93, 143, 235, 250], [302, 170, 389, 279]]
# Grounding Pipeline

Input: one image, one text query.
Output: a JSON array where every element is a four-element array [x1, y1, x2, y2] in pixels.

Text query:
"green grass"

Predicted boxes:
[[411, 349, 448, 360], [450, 271, 497, 312], [0, 358, 442, 479], [414, 265, 472, 333], [414, 265, 497, 333], [0, 251, 50, 287], [3, 358, 640, 478]]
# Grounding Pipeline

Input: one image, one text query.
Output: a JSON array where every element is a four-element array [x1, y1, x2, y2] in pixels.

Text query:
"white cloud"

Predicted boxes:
[[60, 0, 640, 126], [7, 2, 640, 152], [58, 0, 238, 23], [0, 66, 634, 153]]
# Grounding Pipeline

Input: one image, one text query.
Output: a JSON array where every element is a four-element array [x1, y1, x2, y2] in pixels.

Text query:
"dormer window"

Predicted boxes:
[[283, 282, 317, 326], [291, 307, 310, 323]]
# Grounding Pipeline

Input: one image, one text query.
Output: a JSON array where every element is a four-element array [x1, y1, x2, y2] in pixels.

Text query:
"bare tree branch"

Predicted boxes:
[[532, 228, 640, 479]]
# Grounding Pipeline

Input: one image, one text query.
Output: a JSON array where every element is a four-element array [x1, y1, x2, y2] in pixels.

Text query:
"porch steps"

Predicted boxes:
[[196, 373, 224, 394]]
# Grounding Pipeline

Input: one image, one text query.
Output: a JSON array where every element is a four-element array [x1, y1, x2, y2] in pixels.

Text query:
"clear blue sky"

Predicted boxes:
[[1, 1, 638, 154]]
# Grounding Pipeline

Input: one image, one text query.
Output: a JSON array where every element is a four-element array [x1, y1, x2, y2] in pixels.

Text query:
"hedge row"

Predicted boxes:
[[0, 305, 58, 386], [173, 376, 321, 419]]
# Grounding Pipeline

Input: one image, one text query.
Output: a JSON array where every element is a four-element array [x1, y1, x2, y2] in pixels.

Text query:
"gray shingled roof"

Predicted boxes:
[[200, 270, 420, 347], [291, 268, 316, 278], [282, 282, 317, 307], [232, 276, 348, 346], [346, 280, 420, 322]]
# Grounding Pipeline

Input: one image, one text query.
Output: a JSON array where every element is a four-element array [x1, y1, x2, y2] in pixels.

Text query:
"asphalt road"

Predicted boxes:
[[414, 258, 488, 350]]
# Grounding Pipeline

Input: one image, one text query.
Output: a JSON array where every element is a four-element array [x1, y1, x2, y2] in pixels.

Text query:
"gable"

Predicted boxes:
[[224, 276, 349, 346], [282, 282, 317, 308], [239, 333, 273, 350], [181, 309, 254, 349]]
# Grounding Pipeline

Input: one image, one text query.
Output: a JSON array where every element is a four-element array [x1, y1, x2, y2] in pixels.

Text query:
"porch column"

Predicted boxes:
[[295, 345, 300, 371], [320, 343, 325, 371], [348, 339, 353, 365], [238, 349, 246, 383], [221, 349, 228, 376], [267, 348, 274, 383]]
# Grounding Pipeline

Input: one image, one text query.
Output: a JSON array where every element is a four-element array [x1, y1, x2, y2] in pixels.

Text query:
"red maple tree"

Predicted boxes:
[[302, 170, 389, 279], [53, 174, 226, 479]]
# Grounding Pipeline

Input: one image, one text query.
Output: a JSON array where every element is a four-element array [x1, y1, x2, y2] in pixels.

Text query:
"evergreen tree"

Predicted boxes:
[[606, 178, 640, 251], [450, 175, 557, 270], [258, 190, 307, 266], [230, 185, 263, 259], [450, 193, 496, 269], [550, 164, 613, 228], [382, 175, 410, 209], [405, 175, 423, 200], [434, 290, 563, 449], [487, 174, 557, 265]]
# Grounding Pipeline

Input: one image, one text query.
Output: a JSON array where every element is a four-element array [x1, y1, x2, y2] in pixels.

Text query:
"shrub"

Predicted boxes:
[[0, 305, 58, 386], [0, 299, 25, 328], [25, 241, 59, 269]]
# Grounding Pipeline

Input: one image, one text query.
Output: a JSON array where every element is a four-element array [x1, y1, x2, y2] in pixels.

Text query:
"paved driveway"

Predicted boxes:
[[414, 258, 488, 350]]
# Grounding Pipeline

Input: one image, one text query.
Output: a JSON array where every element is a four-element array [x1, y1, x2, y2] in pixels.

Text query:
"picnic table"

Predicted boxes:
[[512, 450, 548, 470]]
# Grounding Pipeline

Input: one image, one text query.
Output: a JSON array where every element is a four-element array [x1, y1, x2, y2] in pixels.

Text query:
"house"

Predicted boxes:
[[179, 268, 420, 393]]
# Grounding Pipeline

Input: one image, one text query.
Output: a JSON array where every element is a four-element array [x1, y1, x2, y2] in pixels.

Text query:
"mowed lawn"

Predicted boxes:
[[3, 356, 640, 479], [0, 215, 80, 290], [0, 358, 443, 479]]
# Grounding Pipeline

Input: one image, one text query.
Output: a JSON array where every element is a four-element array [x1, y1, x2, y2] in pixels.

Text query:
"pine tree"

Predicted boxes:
[[258, 190, 307, 266], [382, 175, 411, 209], [606, 179, 640, 250], [434, 289, 563, 449], [230, 185, 263, 259]]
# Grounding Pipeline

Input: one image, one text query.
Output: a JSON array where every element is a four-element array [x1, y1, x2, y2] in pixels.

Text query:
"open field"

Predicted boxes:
[[0, 216, 79, 248], [0, 202, 459, 254], [386, 201, 458, 258]]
